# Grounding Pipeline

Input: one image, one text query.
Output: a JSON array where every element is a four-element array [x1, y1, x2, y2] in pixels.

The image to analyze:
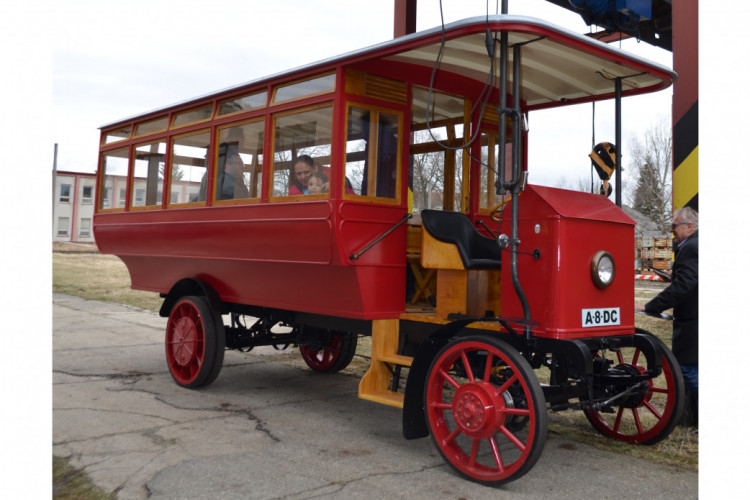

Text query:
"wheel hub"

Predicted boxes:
[[452, 382, 505, 438], [612, 363, 653, 408], [172, 317, 197, 366]]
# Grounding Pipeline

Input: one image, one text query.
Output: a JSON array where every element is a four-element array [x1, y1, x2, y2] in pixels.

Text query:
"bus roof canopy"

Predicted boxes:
[[102, 15, 674, 128]]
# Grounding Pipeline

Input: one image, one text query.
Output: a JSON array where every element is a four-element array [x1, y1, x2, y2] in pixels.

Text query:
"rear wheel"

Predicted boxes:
[[299, 329, 357, 373], [424, 335, 547, 485], [165, 295, 225, 388], [584, 335, 684, 444]]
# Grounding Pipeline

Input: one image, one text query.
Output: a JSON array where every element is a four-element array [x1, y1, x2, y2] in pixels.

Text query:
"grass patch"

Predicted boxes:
[[53, 246, 162, 312], [53, 456, 112, 499]]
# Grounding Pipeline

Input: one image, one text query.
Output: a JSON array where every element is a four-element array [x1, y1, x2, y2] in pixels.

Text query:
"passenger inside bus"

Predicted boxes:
[[216, 144, 249, 200], [289, 155, 315, 195], [307, 172, 328, 194]]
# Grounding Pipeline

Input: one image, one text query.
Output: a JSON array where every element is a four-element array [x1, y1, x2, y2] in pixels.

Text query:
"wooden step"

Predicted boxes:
[[358, 389, 405, 408], [378, 353, 413, 367], [358, 319, 410, 409]]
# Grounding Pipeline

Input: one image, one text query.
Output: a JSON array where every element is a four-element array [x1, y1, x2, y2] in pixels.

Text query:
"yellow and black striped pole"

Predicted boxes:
[[672, 0, 698, 211]]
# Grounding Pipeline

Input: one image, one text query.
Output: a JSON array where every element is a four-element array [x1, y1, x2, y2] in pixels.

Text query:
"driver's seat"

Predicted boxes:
[[420, 210, 501, 269], [419, 210, 502, 319]]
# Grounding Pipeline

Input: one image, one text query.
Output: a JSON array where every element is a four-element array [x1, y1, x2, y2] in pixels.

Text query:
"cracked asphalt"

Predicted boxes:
[[53, 293, 698, 499]]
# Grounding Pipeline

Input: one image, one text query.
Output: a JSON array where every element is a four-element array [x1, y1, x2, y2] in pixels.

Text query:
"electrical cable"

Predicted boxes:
[[424, 0, 497, 158]]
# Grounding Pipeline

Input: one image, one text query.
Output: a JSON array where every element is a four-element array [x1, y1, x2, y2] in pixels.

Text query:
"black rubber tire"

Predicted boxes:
[[165, 295, 225, 388]]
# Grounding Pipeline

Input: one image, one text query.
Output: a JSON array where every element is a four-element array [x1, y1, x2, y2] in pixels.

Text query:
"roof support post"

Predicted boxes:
[[394, 0, 417, 38], [615, 77, 622, 207]]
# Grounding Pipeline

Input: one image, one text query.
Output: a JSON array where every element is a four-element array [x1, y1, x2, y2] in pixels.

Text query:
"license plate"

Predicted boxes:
[[581, 307, 621, 328]]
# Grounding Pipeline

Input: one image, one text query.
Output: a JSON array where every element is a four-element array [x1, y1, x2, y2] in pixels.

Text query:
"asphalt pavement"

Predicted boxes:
[[53, 293, 698, 499]]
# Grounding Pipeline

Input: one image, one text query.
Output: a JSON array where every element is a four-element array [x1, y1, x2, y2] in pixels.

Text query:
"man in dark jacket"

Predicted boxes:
[[637, 207, 698, 425]]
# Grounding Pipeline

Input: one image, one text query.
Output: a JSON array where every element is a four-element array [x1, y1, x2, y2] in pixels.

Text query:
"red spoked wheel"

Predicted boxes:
[[165, 296, 225, 388], [425, 335, 547, 485], [584, 335, 684, 445], [299, 330, 357, 373]]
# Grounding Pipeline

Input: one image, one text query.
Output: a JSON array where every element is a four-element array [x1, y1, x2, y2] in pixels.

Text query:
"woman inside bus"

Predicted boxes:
[[289, 155, 315, 195]]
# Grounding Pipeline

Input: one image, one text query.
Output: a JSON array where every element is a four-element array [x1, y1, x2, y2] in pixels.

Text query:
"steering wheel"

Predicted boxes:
[[489, 199, 508, 222]]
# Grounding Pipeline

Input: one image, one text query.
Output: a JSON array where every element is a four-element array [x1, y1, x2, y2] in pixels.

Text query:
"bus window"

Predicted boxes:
[[169, 131, 209, 205], [99, 147, 129, 210], [410, 88, 465, 212], [103, 126, 131, 145], [132, 140, 167, 208], [345, 105, 401, 200], [272, 74, 335, 104], [134, 115, 168, 137], [218, 90, 268, 116], [172, 104, 213, 128], [215, 121, 264, 202], [271, 105, 333, 198]]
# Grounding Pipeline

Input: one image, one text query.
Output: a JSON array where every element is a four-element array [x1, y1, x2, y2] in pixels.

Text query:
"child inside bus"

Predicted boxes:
[[307, 171, 328, 194]]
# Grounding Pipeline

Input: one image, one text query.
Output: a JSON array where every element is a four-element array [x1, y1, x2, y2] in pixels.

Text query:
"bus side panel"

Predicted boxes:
[[336, 202, 409, 316], [95, 201, 406, 319]]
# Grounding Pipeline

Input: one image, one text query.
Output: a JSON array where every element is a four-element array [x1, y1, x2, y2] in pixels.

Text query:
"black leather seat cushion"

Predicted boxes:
[[421, 210, 501, 269]]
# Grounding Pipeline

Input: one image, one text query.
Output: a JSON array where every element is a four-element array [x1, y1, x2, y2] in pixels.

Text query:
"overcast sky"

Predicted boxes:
[[46, 0, 673, 191]]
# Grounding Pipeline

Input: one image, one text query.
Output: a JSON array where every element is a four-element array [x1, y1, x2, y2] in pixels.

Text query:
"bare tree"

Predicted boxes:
[[627, 119, 672, 231], [555, 175, 594, 193]]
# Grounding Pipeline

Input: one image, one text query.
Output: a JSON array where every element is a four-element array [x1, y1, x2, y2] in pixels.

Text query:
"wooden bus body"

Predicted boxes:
[[94, 15, 683, 485]]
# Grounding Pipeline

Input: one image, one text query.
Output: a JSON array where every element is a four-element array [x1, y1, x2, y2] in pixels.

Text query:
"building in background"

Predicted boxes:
[[53, 171, 98, 243]]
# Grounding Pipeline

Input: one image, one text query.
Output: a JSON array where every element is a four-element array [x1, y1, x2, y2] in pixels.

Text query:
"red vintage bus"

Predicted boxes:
[[95, 14, 683, 485]]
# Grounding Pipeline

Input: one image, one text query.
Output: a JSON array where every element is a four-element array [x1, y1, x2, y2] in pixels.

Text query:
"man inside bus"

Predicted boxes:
[[636, 207, 699, 427], [289, 155, 315, 195], [216, 144, 249, 200]]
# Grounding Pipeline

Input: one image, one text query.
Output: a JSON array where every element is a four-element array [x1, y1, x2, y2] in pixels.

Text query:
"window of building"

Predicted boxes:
[[57, 217, 69, 237], [271, 105, 333, 198], [215, 120, 264, 202], [82, 185, 93, 204], [59, 184, 71, 203], [218, 90, 268, 116], [79, 218, 92, 237], [101, 187, 112, 208], [132, 140, 166, 208], [345, 104, 402, 201], [100, 147, 129, 210]]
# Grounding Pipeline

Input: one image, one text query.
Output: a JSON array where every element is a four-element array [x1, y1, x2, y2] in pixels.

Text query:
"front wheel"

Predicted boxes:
[[584, 335, 685, 444], [165, 295, 225, 388], [424, 335, 547, 485]]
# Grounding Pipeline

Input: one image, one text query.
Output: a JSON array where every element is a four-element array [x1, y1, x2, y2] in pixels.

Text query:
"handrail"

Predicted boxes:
[[349, 213, 412, 260], [474, 219, 497, 239]]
